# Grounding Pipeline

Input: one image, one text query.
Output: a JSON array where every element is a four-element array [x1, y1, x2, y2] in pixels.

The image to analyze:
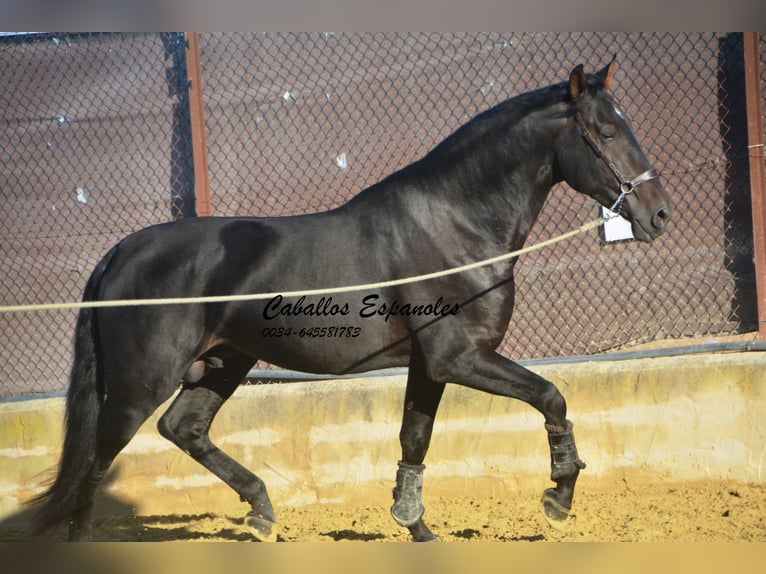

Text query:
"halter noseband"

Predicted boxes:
[[574, 112, 659, 216]]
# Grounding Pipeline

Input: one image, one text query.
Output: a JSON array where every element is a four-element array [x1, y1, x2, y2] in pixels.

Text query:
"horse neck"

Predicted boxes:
[[413, 110, 565, 254]]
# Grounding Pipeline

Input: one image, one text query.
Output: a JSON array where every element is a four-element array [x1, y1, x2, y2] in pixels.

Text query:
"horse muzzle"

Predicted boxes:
[[627, 185, 674, 242]]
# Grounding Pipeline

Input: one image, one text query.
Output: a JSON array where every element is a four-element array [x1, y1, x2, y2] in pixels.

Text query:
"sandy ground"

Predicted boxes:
[[2, 480, 763, 542]]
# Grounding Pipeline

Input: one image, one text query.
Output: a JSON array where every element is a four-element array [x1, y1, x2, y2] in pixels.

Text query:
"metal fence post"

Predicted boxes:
[[185, 32, 212, 217], [743, 32, 766, 339]]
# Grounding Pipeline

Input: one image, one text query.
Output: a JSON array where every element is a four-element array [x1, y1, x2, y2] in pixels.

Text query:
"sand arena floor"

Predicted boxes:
[[3, 480, 763, 542]]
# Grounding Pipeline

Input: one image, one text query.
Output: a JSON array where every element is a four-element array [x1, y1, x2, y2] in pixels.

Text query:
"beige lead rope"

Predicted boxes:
[[0, 219, 603, 314]]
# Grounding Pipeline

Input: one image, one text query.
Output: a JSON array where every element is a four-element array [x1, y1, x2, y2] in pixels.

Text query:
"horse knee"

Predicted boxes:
[[540, 383, 567, 424]]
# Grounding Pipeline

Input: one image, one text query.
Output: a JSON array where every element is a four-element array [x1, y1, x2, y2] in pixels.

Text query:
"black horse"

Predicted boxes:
[[31, 59, 672, 541]]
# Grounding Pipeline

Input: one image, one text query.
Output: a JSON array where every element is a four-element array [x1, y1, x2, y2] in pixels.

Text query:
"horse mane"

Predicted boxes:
[[352, 74, 596, 200], [368, 79, 573, 193], [426, 80, 580, 162]]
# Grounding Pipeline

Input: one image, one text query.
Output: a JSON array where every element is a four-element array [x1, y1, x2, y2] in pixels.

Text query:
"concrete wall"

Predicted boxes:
[[1, 352, 764, 526]]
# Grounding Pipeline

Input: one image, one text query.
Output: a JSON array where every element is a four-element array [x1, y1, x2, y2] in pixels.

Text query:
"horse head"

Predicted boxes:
[[555, 57, 673, 242]]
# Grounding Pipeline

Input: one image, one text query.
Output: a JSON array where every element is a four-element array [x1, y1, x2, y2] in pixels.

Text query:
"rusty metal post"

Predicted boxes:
[[743, 32, 766, 339], [185, 32, 212, 217]]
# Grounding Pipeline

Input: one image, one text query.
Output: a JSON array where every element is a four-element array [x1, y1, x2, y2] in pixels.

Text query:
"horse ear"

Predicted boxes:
[[598, 54, 618, 90], [568, 64, 587, 100]]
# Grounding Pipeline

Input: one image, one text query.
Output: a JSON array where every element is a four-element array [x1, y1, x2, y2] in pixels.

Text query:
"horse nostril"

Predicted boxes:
[[653, 207, 670, 230]]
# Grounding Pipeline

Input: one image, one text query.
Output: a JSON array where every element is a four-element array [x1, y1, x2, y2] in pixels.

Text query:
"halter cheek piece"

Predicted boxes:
[[574, 112, 659, 216]]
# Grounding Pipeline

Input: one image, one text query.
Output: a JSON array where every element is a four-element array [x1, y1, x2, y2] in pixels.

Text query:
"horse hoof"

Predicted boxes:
[[540, 488, 572, 531], [408, 519, 438, 542], [245, 511, 278, 542], [415, 533, 439, 542]]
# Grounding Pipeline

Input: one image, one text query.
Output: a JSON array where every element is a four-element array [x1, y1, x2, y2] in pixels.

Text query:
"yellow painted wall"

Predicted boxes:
[[1, 352, 764, 526]]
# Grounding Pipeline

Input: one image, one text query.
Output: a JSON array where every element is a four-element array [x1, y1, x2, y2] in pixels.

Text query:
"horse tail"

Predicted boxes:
[[29, 244, 118, 534]]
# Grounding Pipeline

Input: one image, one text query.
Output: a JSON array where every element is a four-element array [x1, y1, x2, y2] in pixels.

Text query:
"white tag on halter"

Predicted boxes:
[[601, 206, 634, 241]]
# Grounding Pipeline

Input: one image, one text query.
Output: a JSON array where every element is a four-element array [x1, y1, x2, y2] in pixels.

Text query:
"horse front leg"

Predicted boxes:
[[541, 419, 586, 528], [392, 364, 445, 541], [428, 348, 585, 530]]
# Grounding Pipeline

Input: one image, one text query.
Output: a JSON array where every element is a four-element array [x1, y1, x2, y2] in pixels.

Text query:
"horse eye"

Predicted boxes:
[[599, 129, 615, 142]]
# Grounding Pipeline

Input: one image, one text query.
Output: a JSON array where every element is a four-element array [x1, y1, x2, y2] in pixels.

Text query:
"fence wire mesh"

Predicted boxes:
[[1, 32, 764, 396]]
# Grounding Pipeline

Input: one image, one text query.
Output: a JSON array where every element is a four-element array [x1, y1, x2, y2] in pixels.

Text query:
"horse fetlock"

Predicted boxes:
[[67, 520, 93, 542], [390, 461, 426, 527], [545, 419, 586, 481], [242, 477, 277, 541], [65, 497, 97, 541], [241, 489, 276, 523]]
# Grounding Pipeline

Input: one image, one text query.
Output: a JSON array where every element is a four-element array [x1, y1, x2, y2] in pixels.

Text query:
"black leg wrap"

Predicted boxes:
[[390, 461, 426, 527], [545, 420, 586, 481]]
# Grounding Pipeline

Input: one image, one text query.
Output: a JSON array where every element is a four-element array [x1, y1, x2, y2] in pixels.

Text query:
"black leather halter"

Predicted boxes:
[[574, 111, 660, 215]]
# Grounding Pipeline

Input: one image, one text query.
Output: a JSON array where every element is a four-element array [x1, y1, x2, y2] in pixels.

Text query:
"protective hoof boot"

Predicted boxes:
[[545, 420, 586, 481], [390, 461, 425, 527], [245, 511, 278, 542]]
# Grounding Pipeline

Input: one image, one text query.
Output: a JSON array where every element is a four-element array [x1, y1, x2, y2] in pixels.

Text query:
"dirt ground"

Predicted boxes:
[[3, 480, 763, 542]]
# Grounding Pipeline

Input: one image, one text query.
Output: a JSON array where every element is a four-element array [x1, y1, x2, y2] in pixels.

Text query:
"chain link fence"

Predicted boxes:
[[1, 32, 764, 396]]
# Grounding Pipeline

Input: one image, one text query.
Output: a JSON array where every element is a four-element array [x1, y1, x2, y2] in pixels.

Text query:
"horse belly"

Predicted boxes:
[[232, 303, 413, 375], [252, 322, 411, 374]]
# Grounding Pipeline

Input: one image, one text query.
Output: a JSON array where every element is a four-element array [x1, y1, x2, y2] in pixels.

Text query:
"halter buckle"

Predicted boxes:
[[608, 168, 660, 216], [619, 181, 635, 195]]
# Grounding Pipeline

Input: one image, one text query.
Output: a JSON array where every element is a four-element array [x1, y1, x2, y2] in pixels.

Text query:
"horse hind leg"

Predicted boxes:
[[392, 364, 445, 542], [66, 382, 179, 540], [156, 353, 278, 542]]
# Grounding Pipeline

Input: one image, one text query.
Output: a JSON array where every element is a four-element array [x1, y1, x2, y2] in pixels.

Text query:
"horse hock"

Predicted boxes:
[[541, 420, 586, 529]]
